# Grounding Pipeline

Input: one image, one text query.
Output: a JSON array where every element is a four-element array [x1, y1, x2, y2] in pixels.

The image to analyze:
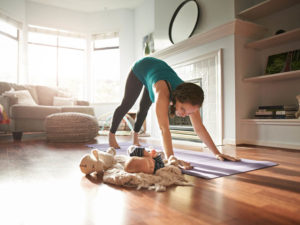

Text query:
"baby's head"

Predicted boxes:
[[124, 156, 155, 174]]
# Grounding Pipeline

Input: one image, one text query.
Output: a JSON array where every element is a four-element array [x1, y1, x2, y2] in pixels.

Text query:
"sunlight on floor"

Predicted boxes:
[[0, 172, 126, 225]]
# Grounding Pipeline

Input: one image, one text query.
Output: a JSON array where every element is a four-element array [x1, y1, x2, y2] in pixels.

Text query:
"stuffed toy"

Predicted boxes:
[[79, 147, 116, 175]]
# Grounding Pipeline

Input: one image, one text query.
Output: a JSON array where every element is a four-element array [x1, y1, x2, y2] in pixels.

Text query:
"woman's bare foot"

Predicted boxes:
[[133, 132, 141, 146], [109, 132, 120, 149]]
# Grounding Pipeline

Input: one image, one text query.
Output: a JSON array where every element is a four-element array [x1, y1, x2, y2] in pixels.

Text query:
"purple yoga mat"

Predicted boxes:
[[87, 142, 278, 179]]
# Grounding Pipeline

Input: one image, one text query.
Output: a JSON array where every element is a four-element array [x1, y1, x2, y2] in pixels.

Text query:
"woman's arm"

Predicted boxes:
[[154, 81, 174, 158], [189, 110, 239, 161], [189, 110, 220, 155]]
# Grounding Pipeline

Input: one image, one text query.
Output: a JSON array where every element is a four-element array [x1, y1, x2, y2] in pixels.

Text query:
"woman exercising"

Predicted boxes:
[[109, 57, 238, 162]]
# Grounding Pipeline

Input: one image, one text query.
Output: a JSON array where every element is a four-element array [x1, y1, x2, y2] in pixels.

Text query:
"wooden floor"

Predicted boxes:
[[0, 133, 300, 225]]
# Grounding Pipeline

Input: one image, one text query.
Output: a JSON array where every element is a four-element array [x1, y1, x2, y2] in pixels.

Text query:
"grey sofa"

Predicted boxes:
[[0, 81, 95, 140]]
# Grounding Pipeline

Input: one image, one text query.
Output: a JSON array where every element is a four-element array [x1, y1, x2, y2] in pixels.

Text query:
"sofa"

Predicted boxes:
[[0, 81, 96, 140]]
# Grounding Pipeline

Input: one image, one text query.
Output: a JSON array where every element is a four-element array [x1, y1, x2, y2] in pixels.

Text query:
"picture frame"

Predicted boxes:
[[291, 49, 300, 71], [265, 49, 300, 74], [142, 33, 155, 56]]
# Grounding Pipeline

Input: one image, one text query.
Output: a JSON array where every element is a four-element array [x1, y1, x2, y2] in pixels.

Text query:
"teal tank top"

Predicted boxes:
[[132, 57, 184, 102]]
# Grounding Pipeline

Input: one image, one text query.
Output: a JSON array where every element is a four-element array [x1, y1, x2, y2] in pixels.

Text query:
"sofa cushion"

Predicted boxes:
[[3, 90, 37, 105], [10, 105, 61, 119], [53, 96, 74, 106], [11, 84, 39, 104], [0, 82, 13, 95], [25, 85, 39, 104], [74, 100, 89, 106], [36, 85, 58, 105], [56, 88, 73, 98]]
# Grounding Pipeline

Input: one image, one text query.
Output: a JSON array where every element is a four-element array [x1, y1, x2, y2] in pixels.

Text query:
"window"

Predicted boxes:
[[27, 26, 86, 99], [92, 33, 120, 103], [0, 18, 19, 82]]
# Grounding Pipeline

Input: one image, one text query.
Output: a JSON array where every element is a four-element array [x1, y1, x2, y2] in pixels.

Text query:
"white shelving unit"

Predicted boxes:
[[244, 70, 300, 82], [238, 0, 299, 20], [245, 28, 300, 50], [241, 119, 300, 125], [236, 0, 300, 149]]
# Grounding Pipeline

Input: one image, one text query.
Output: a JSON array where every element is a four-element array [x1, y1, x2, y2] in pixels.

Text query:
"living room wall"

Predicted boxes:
[[0, 0, 136, 117], [26, 1, 135, 91], [134, 0, 235, 59], [0, 0, 26, 22]]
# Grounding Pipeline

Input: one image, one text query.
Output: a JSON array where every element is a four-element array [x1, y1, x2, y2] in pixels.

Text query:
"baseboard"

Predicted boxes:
[[223, 138, 237, 145], [237, 139, 300, 150]]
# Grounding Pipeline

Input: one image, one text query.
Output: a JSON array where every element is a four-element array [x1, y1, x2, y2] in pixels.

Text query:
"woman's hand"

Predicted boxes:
[[215, 154, 240, 162], [178, 159, 193, 170], [168, 156, 193, 170]]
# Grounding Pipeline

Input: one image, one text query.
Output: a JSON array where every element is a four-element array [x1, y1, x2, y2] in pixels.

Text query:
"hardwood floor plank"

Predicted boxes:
[[0, 135, 300, 225]]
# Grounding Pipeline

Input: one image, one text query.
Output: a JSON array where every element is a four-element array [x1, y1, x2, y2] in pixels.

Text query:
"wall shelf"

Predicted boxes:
[[238, 0, 299, 20], [241, 119, 300, 126], [245, 28, 300, 50], [243, 70, 300, 82]]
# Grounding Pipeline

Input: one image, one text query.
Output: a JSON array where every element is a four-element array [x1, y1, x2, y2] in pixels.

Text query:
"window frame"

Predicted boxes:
[[91, 32, 121, 104], [0, 17, 20, 83], [27, 26, 86, 88]]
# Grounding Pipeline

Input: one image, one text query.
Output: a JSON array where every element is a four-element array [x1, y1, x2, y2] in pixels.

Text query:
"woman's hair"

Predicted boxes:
[[169, 82, 204, 117]]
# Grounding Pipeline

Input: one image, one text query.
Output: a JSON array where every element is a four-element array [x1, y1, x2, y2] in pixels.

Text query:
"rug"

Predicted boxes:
[[87, 142, 278, 179]]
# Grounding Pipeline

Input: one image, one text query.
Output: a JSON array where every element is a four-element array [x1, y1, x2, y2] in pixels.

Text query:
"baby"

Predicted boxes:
[[124, 146, 165, 174]]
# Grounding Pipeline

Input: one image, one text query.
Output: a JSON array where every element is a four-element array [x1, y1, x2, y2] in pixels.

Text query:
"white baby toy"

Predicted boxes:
[[79, 147, 116, 175]]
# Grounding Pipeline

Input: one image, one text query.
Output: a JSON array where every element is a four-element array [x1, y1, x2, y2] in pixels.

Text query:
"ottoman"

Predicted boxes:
[[45, 112, 99, 142]]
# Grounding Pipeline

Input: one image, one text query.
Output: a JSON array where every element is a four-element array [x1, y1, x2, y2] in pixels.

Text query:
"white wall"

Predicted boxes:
[[153, 0, 182, 51], [0, 0, 26, 22], [134, 0, 155, 59], [194, 0, 235, 35], [134, 0, 236, 61]]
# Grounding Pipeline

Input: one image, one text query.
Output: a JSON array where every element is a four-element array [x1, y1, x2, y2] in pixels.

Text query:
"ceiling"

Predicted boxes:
[[28, 0, 146, 13]]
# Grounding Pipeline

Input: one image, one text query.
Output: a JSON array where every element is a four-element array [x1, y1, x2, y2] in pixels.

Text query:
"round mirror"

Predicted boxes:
[[169, 0, 200, 44]]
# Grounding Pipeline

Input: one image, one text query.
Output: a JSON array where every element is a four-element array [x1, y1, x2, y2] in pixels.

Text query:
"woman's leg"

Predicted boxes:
[[109, 70, 143, 148], [133, 87, 152, 146]]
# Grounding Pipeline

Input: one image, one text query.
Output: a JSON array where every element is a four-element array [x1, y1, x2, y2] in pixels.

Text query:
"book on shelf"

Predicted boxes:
[[254, 105, 297, 119], [258, 104, 298, 111], [255, 115, 287, 119], [255, 110, 273, 115]]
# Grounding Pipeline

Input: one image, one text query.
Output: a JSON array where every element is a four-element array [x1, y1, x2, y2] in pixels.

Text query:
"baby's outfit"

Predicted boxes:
[[128, 146, 165, 173]]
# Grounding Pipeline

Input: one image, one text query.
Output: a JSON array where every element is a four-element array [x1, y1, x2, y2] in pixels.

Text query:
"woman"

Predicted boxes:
[[109, 57, 238, 162]]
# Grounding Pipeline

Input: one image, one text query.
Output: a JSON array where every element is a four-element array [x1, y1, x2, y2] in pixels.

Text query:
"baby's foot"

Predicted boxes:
[[109, 132, 120, 149]]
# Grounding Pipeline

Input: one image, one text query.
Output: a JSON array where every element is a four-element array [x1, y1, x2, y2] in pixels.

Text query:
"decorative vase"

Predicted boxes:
[[144, 42, 150, 56]]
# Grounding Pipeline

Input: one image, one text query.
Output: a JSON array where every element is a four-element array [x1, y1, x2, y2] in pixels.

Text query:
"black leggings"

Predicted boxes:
[[110, 70, 152, 134]]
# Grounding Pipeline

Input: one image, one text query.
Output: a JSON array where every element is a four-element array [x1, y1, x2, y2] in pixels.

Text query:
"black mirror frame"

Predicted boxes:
[[168, 0, 200, 44]]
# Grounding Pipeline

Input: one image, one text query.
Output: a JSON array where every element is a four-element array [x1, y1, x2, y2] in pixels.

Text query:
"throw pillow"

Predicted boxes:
[[53, 96, 74, 106], [36, 85, 58, 106], [3, 90, 37, 105], [56, 88, 72, 98]]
